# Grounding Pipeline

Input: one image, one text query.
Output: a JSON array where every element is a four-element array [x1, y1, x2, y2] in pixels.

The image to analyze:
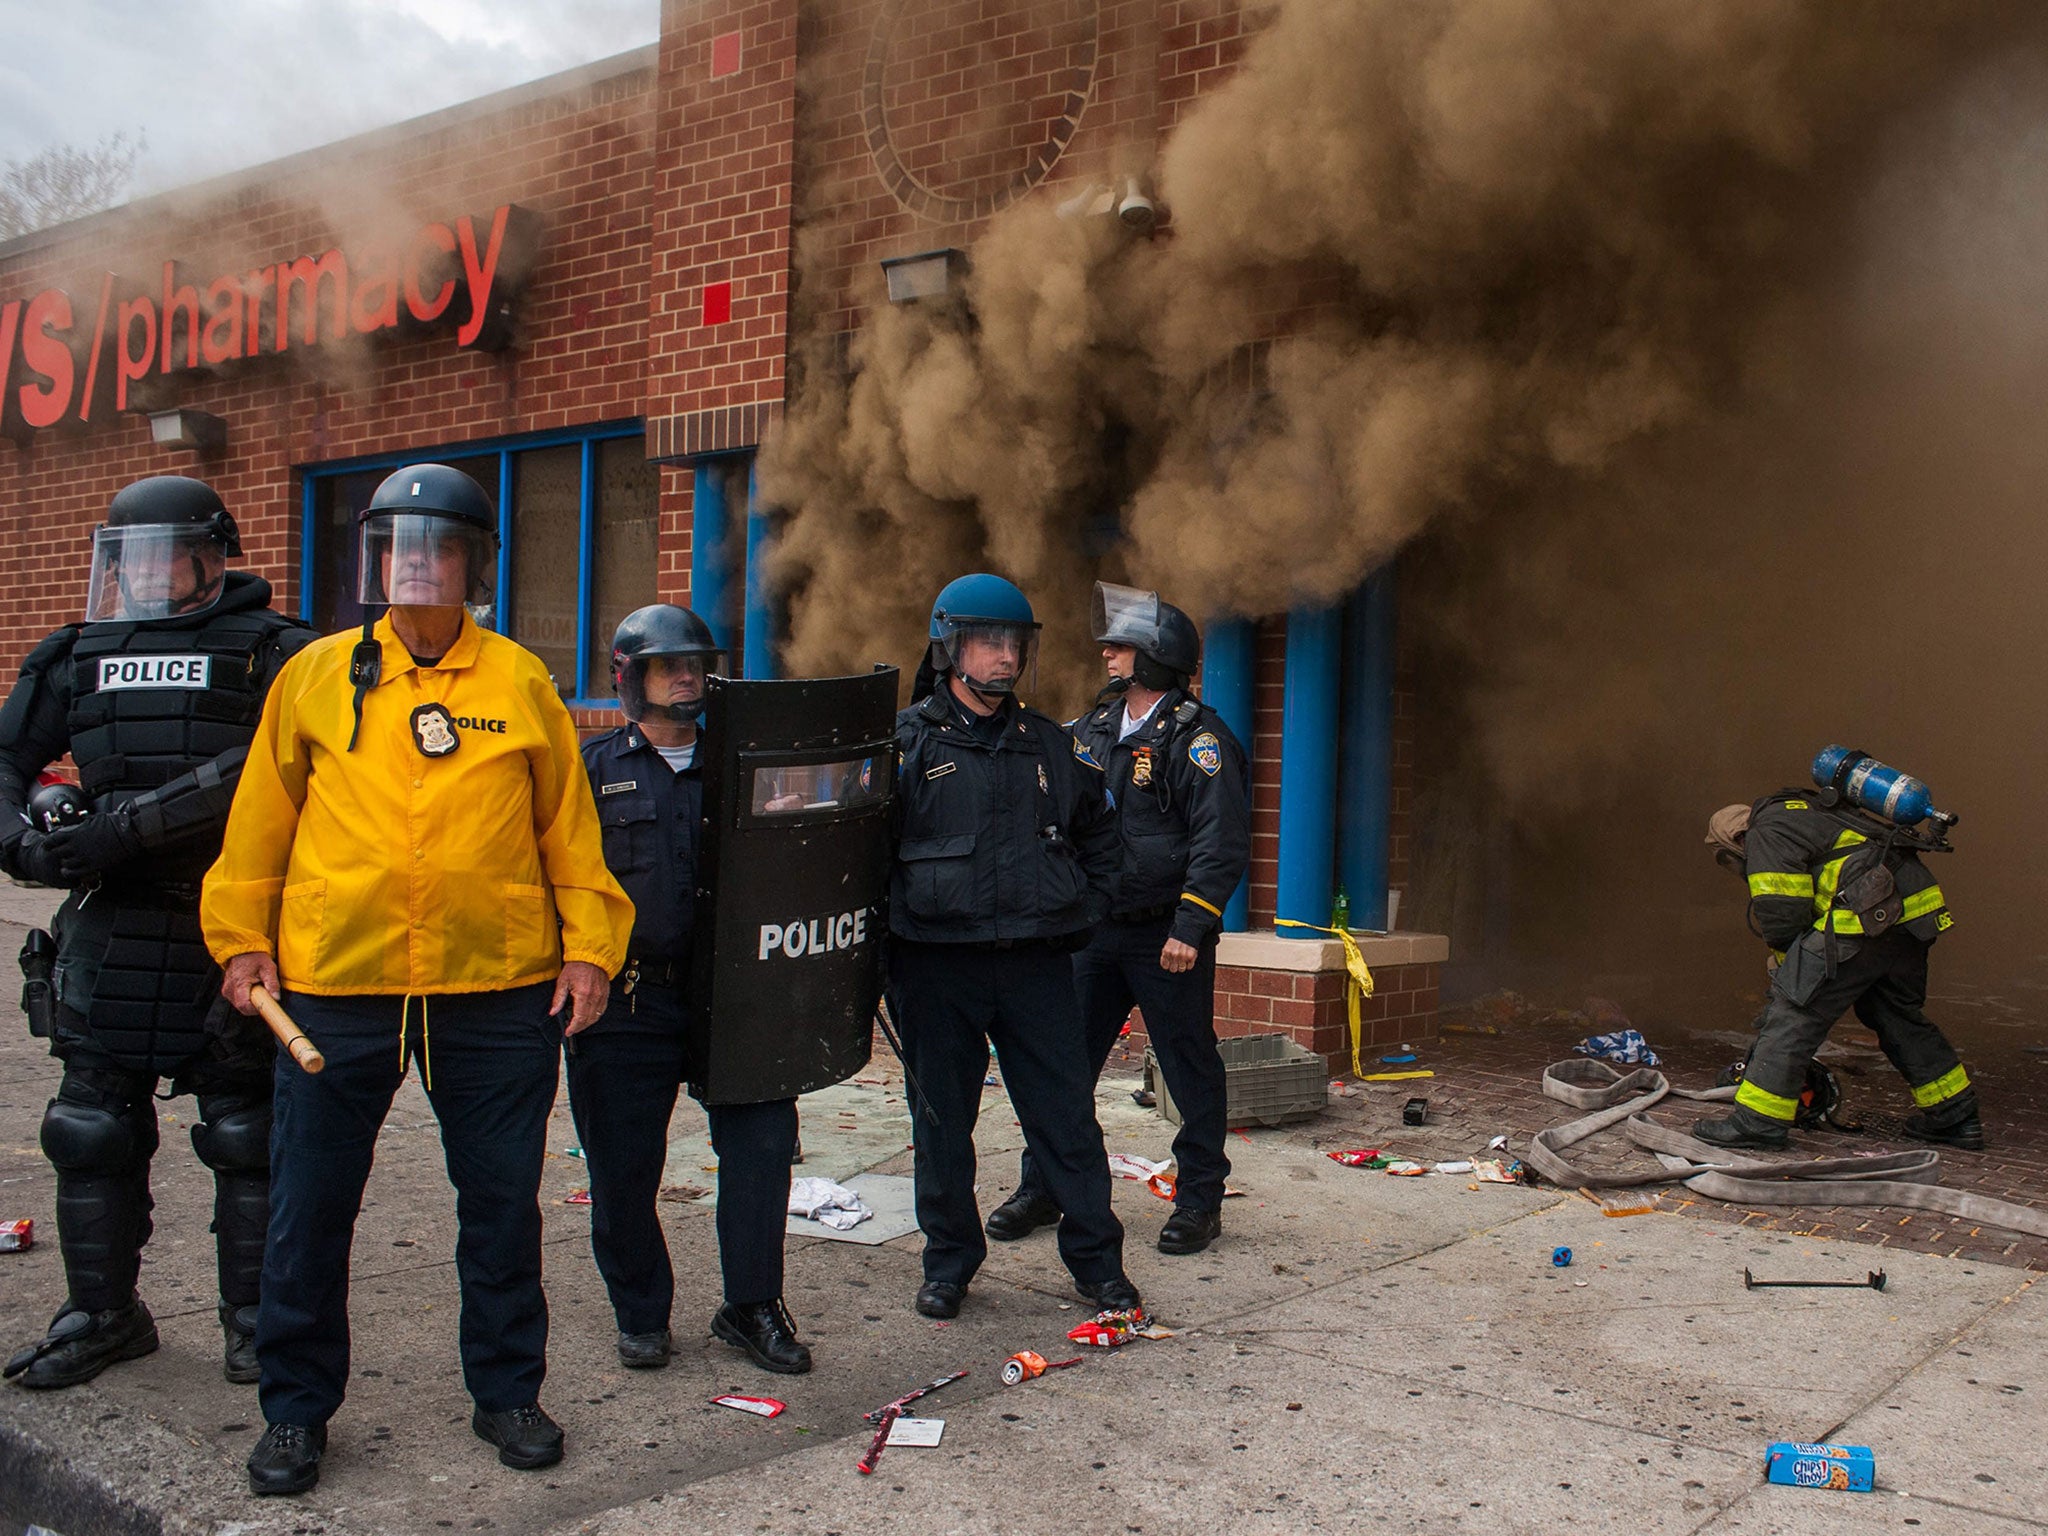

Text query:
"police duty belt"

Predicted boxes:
[[1523, 1058, 2048, 1241]]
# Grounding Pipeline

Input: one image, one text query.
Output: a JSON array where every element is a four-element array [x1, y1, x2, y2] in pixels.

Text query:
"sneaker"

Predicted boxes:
[[221, 1303, 260, 1385], [985, 1187, 1062, 1241], [3, 1300, 159, 1390], [711, 1299, 812, 1375], [1157, 1205, 1222, 1255], [471, 1402, 564, 1470], [617, 1328, 672, 1369], [247, 1421, 325, 1496], [914, 1280, 965, 1319]]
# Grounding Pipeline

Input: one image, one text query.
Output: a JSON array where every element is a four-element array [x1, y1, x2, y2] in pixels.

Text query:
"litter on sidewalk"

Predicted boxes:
[[1765, 1442, 1874, 1492], [711, 1394, 786, 1418], [1573, 1028, 1661, 1066], [0, 1218, 32, 1252], [788, 1176, 872, 1231], [885, 1417, 945, 1447]]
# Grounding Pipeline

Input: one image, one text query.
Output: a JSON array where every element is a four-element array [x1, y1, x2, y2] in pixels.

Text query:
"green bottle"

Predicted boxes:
[[1330, 886, 1350, 932]]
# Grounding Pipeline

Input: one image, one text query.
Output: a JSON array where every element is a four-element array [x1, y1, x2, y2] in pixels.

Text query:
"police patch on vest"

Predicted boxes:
[[411, 702, 460, 757], [97, 654, 211, 691], [1072, 737, 1102, 769], [1189, 731, 1221, 777]]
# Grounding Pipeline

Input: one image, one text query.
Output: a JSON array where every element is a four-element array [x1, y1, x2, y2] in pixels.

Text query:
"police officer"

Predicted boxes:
[[1694, 781, 1980, 1151], [890, 573, 1140, 1319], [203, 464, 632, 1495], [0, 477, 312, 1392], [986, 584, 1249, 1255], [569, 605, 810, 1376]]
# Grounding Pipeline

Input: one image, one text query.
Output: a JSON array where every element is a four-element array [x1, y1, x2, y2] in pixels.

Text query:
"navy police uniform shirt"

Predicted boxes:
[[581, 725, 702, 964]]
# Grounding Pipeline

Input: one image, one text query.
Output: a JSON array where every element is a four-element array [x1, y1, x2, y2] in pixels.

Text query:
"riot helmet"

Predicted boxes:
[[1093, 581, 1200, 691], [929, 573, 1039, 699], [84, 477, 241, 622], [355, 463, 498, 609], [612, 604, 723, 725]]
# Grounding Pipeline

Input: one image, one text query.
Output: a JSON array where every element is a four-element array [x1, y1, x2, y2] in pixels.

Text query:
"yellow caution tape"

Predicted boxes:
[[1274, 919, 1377, 1078], [1361, 1070, 1434, 1082]]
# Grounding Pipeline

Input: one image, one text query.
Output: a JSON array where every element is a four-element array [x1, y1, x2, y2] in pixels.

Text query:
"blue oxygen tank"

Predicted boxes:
[[1811, 746, 1948, 827]]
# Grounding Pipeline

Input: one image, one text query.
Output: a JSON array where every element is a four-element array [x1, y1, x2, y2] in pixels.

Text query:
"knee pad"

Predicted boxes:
[[190, 1104, 272, 1174], [41, 1098, 154, 1175]]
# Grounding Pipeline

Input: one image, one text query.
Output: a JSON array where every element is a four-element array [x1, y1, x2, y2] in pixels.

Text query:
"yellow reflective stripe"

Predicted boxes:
[[1901, 886, 1945, 920], [1179, 892, 1222, 918], [1748, 872, 1814, 899], [1811, 829, 1868, 929], [1824, 909, 1865, 934], [1734, 1078, 1800, 1121], [1911, 1065, 1971, 1108]]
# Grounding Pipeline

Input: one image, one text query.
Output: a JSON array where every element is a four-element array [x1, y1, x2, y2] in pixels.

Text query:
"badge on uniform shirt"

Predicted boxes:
[[1038, 763, 1049, 795], [1131, 747, 1153, 787], [601, 780, 637, 794], [411, 702, 460, 757], [1188, 731, 1221, 777], [925, 761, 957, 781]]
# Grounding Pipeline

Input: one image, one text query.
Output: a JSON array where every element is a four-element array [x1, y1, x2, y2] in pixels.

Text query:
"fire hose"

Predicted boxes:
[[1525, 1059, 2048, 1240]]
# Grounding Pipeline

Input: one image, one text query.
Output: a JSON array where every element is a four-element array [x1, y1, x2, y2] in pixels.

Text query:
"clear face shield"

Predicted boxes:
[[940, 621, 1039, 698], [357, 514, 497, 609], [84, 525, 228, 622], [1092, 580, 1165, 650], [616, 651, 720, 725]]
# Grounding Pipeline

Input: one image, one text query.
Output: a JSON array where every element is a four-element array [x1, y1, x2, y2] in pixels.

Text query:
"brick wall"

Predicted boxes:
[[0, 52, 660, 666], [1246, 613, 1285, 924], [1124, 958, 1441, 1075]]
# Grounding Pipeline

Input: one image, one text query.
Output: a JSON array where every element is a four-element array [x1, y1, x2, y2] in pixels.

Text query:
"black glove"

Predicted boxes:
[[6, 830, 67, 887], [43, 808, 145, 882]]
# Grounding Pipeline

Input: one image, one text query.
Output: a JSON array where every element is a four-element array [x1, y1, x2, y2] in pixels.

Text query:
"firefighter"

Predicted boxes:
[[888, 573, 1140, 1320], [1693, 787, 1981, 1152], [569, 605, 811, 1376], [985, 583, 1249, 1255], [203, 463, 632, 1495], [0, 477, 312, 1393]]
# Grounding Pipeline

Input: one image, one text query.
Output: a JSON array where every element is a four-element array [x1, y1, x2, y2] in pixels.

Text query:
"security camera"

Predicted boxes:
[[1115, 176, 1157, 231]]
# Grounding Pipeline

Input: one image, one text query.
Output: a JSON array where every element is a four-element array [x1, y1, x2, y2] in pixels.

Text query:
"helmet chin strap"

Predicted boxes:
[[1092, 674, 1132, 708], [650, 698, 702, 727]]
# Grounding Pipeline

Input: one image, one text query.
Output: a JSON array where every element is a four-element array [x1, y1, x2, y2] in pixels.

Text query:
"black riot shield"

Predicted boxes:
[[688, 668, 898, 1104]]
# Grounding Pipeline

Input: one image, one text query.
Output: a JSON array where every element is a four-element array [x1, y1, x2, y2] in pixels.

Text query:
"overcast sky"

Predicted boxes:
[[0, 0, 659, 198]]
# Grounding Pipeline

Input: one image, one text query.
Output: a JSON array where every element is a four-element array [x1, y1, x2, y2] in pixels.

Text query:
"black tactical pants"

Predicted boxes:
[[1736, 929, 1971, 1124], [890, 940, 1125, 1290], [565, 980, 797, 1331], [1015, 915, 1230, 1211], [43, 1033, 271, 1315]]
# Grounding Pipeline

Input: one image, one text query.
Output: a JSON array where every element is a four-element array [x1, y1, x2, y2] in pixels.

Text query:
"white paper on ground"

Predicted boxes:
[[886, 1417, 945, 1447]]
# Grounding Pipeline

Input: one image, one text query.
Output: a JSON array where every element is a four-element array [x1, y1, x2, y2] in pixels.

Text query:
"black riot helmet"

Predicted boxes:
[[86, 477, 241, 622], [611, 604, 724, 725], [355, 463, 499, 607], [1093, 581, 1201, 691]]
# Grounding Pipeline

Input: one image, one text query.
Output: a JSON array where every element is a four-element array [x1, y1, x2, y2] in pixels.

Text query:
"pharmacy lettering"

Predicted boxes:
[[0, 204, 541, 439]]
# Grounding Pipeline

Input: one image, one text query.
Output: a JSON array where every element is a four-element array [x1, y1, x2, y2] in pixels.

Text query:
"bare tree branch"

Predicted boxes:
[[0, 131, 146, 241]]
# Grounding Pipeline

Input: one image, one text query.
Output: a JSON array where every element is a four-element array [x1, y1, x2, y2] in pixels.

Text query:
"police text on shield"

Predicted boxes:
[[759, 908, 871, 961]]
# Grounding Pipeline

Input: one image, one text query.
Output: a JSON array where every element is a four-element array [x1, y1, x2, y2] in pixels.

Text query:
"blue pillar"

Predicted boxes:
[[743, 460, 777, 679], [1200, 618, 1256, 931], [690, 460, 734, 657], [1338, 568, 1396, 929], [1276, 605, 1341, 936], [574, 438, 597, 698]]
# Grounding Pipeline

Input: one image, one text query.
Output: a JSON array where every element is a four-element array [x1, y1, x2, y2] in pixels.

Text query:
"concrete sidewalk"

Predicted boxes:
[[0, 882, 2039, 1534]]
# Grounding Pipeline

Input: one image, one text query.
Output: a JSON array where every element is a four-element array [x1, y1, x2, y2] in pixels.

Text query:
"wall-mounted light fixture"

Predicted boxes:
[[880, 248, 968, 304], [147, 408, 227, 453]]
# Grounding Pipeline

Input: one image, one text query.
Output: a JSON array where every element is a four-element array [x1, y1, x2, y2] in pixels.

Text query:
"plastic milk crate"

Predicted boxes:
[[1147, 1032, 1326, 1128]]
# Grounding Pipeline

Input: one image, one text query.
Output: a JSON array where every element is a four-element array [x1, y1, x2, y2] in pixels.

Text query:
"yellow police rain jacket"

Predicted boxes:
[[201, 613, 633, 995]]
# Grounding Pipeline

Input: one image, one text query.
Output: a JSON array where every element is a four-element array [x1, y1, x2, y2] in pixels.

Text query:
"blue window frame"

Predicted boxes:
[[300, 421, 658, 707]]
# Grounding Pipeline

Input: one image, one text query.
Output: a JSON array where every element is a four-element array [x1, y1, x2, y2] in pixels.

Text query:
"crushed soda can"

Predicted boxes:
[[0, 1218, 31, 1252], [1001, 1350, 1083, 1385], [1765, 1442, 1874, 1492], [1326, 1148, 1386, 1168], [711, 1394, 786, 1418]]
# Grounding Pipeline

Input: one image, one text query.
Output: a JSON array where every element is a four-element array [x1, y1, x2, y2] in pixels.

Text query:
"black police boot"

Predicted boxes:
[[221, 1302, 260, 1385], [248, 1421, 325, 1496], [712, 1299, 813, 1375], [914, 1280, 965, 1319], [471, 1402, 564, 1470], [1691, 1109, 1791, 1152], [1903, 1096, 1987, 1152], [984, 1187, 1062, 1241], [1158, 1205, 1222, 1255], [617, 1328, 673, 1369], [3, 1300, 159, 1390], [1074, 1274, 1144, 1314]]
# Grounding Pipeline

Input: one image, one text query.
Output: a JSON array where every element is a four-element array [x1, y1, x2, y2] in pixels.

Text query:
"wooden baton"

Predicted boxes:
[[249, 983, 324, 1073]]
